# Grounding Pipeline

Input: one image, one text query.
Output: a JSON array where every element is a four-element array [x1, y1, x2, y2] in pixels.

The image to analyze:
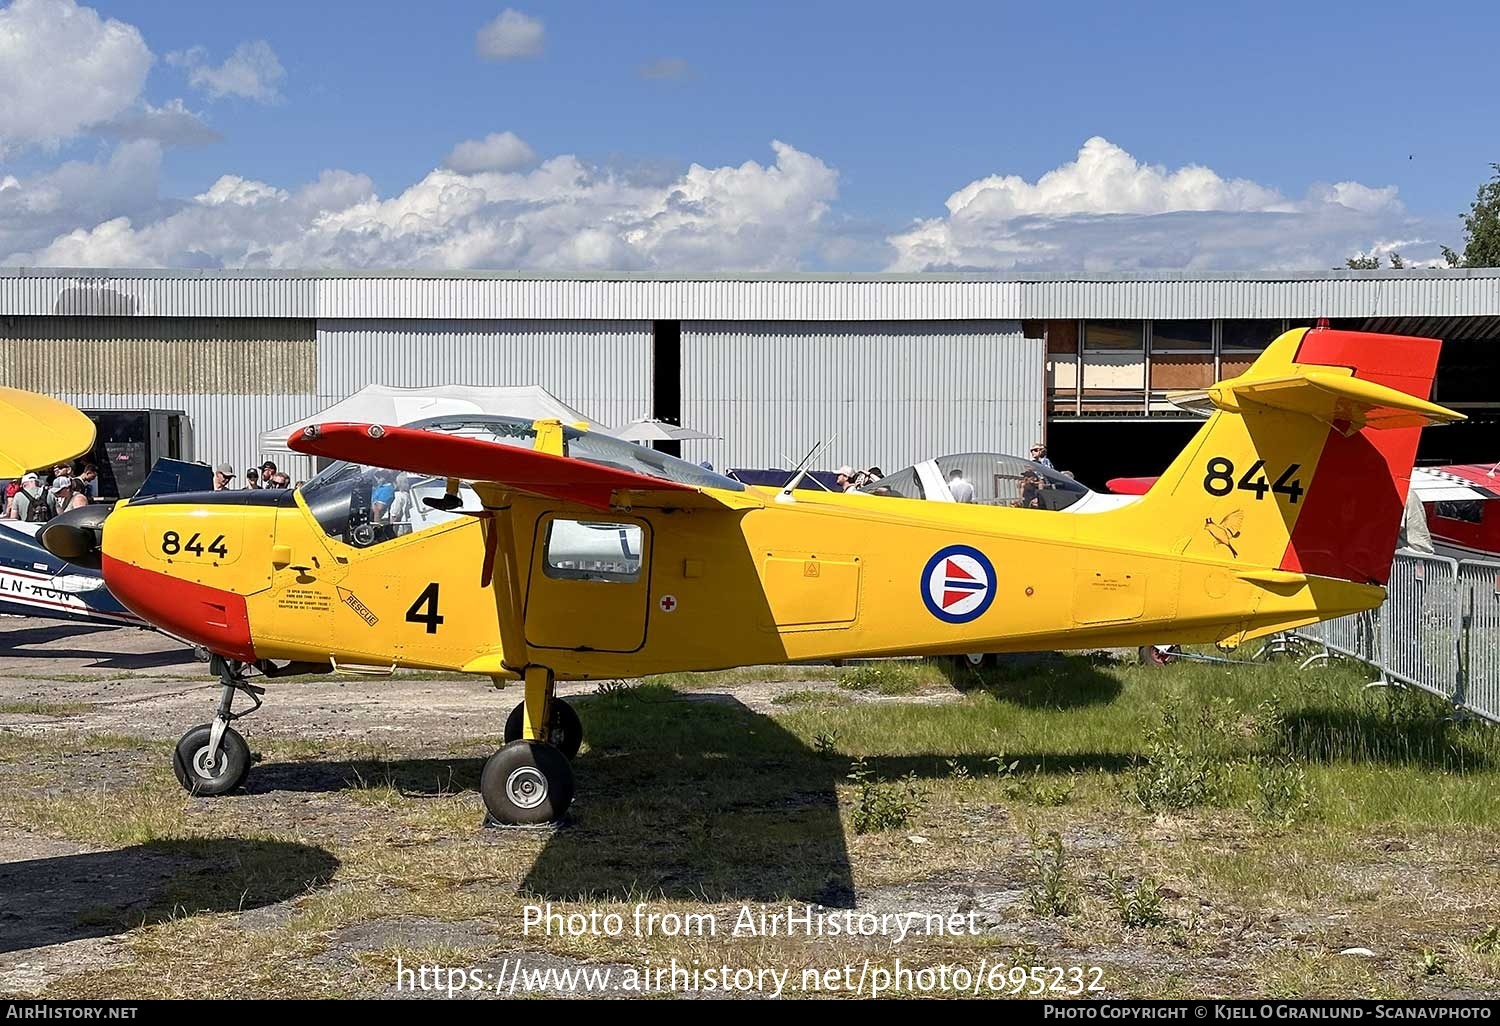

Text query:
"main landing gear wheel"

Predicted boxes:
[[172, 723, 250, 796], [481, 740, 575, 825], [504, 697, 583, 758], [1138, 645, 1178, 668]]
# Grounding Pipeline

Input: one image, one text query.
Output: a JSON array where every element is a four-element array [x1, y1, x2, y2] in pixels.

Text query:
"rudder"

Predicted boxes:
[[1112, 327, 1455, 585]]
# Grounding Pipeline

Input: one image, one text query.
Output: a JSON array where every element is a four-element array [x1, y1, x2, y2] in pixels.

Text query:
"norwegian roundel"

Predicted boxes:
[[920, 544, 997, 624]]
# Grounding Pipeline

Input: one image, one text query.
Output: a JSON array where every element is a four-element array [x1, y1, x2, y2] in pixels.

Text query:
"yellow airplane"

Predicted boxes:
[[36, 327, 1461, 824]]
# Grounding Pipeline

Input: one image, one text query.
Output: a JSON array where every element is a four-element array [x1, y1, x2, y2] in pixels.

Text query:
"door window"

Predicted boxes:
[[543, 519, 644, 582]]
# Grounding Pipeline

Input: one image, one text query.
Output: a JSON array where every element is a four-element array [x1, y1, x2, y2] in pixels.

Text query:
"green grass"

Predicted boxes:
[[775, 655, 1500, 825], [0, 699, 92, 716], [770, 689, 850, 708]]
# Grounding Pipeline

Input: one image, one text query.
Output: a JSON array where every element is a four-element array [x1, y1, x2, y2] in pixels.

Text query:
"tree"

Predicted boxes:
[[1442, 163, 1500, 268], [1342, 252, 1403, 269]]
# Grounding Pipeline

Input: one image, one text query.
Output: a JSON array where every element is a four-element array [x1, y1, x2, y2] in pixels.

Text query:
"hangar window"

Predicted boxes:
[[1082, 320, 1144, 352], [1221, 319, 1283, 351], [543, 519, 644, 582], [1150, 320, 1212, 352]]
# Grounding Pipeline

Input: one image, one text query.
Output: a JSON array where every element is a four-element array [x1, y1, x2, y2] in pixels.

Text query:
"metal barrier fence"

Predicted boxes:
[[1459, 558, 1500, 724], [1292, 551, 1500, 725]]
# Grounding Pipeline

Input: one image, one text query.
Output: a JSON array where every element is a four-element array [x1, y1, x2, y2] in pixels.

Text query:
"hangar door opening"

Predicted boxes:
[[676, 321, 1044, 474]]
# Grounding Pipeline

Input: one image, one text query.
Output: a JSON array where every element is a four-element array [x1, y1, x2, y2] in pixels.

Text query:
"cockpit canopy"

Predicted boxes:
[[297, 414, 742, 548], [858, 452, 1092, 510]]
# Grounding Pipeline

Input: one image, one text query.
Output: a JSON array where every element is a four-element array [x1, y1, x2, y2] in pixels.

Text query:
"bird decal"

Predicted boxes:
[[1204, 510, 1245, 558]]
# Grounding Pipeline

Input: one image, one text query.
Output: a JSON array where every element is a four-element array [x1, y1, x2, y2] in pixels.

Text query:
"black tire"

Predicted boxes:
[[954, 652, 992, 671], [172, 723, 250, 796], [504, 697, 583, 758], [480, 740, 575, 825]]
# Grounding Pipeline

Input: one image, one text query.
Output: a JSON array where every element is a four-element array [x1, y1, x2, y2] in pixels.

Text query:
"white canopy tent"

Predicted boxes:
[[614, 417, 718, 443], [260, 384, 610, 455]]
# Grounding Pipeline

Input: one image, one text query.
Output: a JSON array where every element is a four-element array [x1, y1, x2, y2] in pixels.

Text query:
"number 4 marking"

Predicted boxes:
[[406, 582, 444, 634], [1236, 459, 1269, 499], [1273, 463, 1304, 504]]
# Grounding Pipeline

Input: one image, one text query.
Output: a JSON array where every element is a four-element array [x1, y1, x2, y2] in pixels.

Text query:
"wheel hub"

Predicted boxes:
[[505, 766, 549, 810], [192, 746, 223, 779]]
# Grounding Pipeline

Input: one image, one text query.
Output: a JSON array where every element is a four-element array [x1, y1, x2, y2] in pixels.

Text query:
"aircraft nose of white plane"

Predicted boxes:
[[38, 504, 109, 570]]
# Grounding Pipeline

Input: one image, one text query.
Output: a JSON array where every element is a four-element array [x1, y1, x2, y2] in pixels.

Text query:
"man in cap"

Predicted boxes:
[[213, 463, 237, 490], [836, 465, 859, 492], [1029, 443, 1055, 470], [50, 476, 90, 514], [5, 472, 50, 522]]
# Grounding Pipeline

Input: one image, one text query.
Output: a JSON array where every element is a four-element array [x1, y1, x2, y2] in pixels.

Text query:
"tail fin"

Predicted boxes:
[[1117, 327, 1461, 585]]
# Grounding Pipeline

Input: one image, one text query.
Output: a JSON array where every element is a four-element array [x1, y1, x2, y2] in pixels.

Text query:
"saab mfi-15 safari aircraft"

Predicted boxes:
[[36, 327, 1461, 825]]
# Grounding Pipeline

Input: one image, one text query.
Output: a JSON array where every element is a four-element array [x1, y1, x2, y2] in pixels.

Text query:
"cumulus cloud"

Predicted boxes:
[[443, 132, 537, 174], [0, 0, 153, 152], [476, 9, 544, 60], [9, 140, 839, 271], [169, 40, 285, 103], [0, 140, 164, 261], [95, 98, 221, 147], [638, 57, 694, 81], [886, 137, 1443, 272]]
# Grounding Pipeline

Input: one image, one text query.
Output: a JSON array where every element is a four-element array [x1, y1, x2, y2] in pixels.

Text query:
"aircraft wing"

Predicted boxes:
[[0, 387, 96, 478], [288, 422, 762, 512]]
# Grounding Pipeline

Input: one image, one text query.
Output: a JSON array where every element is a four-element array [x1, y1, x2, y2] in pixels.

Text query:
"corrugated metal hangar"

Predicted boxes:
[[3, 268, 1498, 493]]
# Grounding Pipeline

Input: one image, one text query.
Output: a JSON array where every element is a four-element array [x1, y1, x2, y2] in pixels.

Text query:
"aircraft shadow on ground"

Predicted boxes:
[[522, 688, 856, 906], [244, 677, 1149, 905], [0, 647, 196, 670], [0, 838, 338, 954], [248, 688, 859, 906], [938, 652, 1126, 710], [1274, 707, 1494, 770], [1, 623, 118, 647]]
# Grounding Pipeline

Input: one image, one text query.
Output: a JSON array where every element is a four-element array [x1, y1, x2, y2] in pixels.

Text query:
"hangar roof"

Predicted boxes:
[[0, 267, 1496, 324]]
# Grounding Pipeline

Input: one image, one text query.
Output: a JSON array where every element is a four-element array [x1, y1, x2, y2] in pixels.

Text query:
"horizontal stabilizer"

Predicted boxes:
[[289, 422, 724, 511], [1170, 369, 1463, 434]]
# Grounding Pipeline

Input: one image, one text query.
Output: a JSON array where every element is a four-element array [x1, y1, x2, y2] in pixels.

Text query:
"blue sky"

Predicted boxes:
[[1, 0, 1496, 271]]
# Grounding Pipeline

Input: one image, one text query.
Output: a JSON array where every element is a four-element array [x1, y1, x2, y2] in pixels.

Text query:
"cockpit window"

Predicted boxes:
[[299, 463, 481, 548], [295, 413, 743, 548], [936, 454, 1089, 510], [297, 414, 526, 546], [857, 467, 925, 499], [562, 429, 744, 491]]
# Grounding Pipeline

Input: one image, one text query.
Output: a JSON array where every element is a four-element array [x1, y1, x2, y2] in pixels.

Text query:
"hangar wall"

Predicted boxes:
[[678, 320, 1042, 471], [0, 315, 324, 483], [315, 319, 653, 430]]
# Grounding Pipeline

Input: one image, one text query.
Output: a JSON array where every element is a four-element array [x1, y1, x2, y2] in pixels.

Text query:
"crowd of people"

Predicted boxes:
[[1, 455, 304, 525], [1, 460, 99, 522], [212, 460, 295, 491]]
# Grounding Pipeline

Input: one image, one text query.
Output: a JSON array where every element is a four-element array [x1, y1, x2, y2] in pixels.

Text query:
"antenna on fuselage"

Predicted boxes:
[[776, 435, 838, 504]]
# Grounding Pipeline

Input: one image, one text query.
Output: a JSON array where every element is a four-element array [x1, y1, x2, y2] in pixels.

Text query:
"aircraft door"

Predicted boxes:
[[524, 514, 651, 654]]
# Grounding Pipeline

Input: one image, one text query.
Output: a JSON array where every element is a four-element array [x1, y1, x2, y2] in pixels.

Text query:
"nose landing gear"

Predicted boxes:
[[172, 656, 263, 796]]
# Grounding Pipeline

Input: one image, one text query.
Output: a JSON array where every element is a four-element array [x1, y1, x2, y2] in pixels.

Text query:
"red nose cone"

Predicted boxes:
[[102, 555, 256, 662]]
